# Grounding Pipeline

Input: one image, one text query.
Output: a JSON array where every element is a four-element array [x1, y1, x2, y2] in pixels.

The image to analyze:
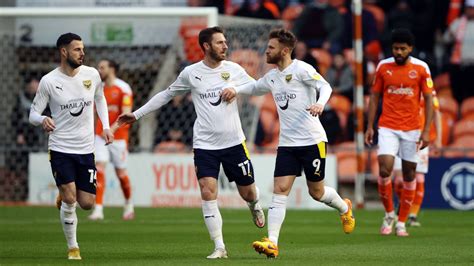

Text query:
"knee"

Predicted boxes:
[[200, 187, 217, 201], [61, 193, 77, 205], [78, 200, 94, 210], [379, 166, 392, 178]]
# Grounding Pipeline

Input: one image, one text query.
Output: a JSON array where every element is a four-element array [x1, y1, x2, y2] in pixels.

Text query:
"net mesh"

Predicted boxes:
[[0, 13, 282, 201]]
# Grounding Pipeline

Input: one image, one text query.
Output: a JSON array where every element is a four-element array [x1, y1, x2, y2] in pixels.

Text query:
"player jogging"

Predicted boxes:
[[365, 28, 433, 237], [115, 26, 265, 259], [89, 59, 134, 221], [221, 28, 355, 258], [29, 33, 113, 260]]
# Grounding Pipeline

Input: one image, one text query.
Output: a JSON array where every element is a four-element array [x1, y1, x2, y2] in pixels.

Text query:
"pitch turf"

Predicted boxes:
[[0, 206, 473, 265]]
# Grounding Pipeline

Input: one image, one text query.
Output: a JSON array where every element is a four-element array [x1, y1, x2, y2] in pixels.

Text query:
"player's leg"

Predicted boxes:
[[110, 140, 134, 220], [396, 130, 420, 236], [408, 148, 428, 227], [252, 147, 298, 258], [89, 136, 108, 220], [376, 128, 400, 235], [221, 143, 264, 228], [49, 150, 82, 260], [393, 157, 403, 200], [194, 148, 227, 259], [301, 142, 354, 234]]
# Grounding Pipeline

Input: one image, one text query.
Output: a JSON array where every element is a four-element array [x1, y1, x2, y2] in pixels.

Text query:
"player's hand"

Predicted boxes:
[[116, 113, 137, 126], [42, 117, 56, 132], [306, 103, 324, 117], [417, 131, 430, 150], [102, 129, 114, 145], [365, 128, 374, 146], [221, 88, 237, 103]]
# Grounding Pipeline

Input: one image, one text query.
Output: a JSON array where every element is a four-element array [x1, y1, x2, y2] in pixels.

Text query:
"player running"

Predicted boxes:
[[221, 28, 355, 258]]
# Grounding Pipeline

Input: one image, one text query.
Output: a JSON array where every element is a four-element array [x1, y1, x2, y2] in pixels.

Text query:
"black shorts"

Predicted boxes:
[[274, 142, 327, 182], [49, 150, 97, 194], [193, 143, 255, 186]]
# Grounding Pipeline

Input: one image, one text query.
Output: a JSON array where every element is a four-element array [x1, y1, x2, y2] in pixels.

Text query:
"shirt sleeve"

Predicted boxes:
[[133, 69, 190, 120], [29, 78, 50, 126], [121, 83, 133, 108], [232, 64, 255, 87], [235, 78, 271, 96], [94, 73, 110, 130], [420, 66, 434, 94], [300, 67, 332, 106]]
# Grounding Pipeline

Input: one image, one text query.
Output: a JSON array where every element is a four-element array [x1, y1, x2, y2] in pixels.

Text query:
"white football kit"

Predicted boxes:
[[236, 59, 331, 146], [134, 60, 254, 150], [29, 66, 110, 154]]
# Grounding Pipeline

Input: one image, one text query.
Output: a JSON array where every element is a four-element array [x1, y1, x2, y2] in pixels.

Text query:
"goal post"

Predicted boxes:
[[0, 7, 282, 201]]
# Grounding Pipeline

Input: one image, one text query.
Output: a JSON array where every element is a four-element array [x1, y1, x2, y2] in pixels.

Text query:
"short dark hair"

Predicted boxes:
[[198, 26, 224, 50], [269, 28, 297, 50], [391, 28, 415, 46], [56, 33, 82, 49], [104, 59, 120, 72]]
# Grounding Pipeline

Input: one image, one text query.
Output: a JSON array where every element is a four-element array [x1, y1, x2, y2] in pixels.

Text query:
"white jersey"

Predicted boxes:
[[237, 59, 330, 147], [30, 66, 109, 154], [134, 60, 253, 150]]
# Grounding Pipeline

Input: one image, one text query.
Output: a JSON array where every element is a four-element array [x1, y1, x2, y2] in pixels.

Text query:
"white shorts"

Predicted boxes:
[[94, 135, 128, 169], [377, 127, 420, 163], [393, 146, 429, 173]]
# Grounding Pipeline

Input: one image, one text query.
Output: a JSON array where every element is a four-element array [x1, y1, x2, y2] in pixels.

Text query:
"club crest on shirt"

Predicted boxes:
[[285, 74, 292, 82], [408, 70, 418, 79], [83, 80, 92, 89], [221, 72, 230, 81]]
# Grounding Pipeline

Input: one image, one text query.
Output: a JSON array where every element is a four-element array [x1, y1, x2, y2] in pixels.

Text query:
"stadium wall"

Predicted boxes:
[[29, 153, 337, 210]]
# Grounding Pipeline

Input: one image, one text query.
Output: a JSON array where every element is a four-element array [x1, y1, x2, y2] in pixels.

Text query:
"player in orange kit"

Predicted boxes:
[[89, 59, 134, 220], [365, 29, 433, 237], [392, 90, 442, 227]]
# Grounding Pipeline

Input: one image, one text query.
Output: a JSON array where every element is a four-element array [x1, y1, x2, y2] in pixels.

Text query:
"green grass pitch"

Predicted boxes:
[[1, 206, 473, 265]]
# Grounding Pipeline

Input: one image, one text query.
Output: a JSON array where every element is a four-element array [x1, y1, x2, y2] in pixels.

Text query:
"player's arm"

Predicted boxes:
[[433, 106, 442, 149], [419, 69, 434, 150], [419, 91, 433, 150], [117, 71, 190, 126], [302, 70, 332, 116], [29, 79, 55, 132], [365, 64, 384, 146], [94, 77, 113, 144], [222, 78, 270, 103]]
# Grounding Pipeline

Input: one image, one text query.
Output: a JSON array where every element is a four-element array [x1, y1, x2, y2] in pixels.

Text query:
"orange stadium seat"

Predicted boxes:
[[452, 118, 474, 140], [328, 94, 352, 131], [310, 48, 332, 76], [443, 135, 474, 158], [363, 3, 386, 33], [438, 96, 459, 122], [335, 142, 357, 183], [440, 113, 452, 146], [460, 97, 474, 119], [229, 49, 261, 79]]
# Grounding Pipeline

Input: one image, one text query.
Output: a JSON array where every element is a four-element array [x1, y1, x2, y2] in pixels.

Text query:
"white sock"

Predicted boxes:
[[386, 211, 395, 218], [396, 221, 406, 229], [268, 194, 288, 245], [202, 200, 225, 250], [319, 186, 348, 215], [60, 201, 78, 249], [94, 204, 103, 213], [247, 186, 260, 210]]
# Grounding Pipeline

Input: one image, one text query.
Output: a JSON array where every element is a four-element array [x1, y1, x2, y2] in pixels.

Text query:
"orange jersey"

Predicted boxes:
[[372, 57, 434, 131], [420, 90, 440, 142], [95, 78, 133, 141]]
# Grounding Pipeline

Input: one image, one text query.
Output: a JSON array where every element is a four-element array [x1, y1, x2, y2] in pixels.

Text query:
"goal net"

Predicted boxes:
[[0, 7, 282, 201]]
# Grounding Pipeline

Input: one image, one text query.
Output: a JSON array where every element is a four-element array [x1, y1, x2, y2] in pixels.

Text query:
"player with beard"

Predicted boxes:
[[29, 33, 113, 259], [365, 28, 433, 237], [220, 28, 355, 258], [115, 26, 265, 259], [89, 59, 134, 221]]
